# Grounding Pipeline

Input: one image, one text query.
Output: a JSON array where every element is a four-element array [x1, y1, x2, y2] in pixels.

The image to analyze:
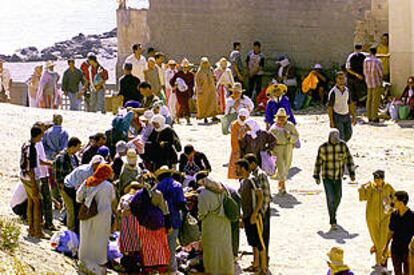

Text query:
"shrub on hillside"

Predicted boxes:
[[0, 217, 21, 252]]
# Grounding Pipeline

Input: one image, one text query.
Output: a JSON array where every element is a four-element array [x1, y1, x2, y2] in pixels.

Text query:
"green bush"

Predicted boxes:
[[0, 217, 21, 252]]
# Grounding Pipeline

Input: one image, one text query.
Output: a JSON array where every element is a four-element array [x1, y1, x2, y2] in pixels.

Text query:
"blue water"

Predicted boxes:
[[0, 0, 148, 55]]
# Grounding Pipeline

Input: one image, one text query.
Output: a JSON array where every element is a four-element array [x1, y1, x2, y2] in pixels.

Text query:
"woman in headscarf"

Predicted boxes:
[[195, 57, 219, 123], [169, 58, 194, 125], [146, 114, 182, 170], [76, 164, 115, 275], [239, 119, 276, 167], [228, 108, 250, 179], [196, 172, 234, 274], [37, 61, 60, 109], [26, 65, 42, 107], [269, 108, 299, 195], [214, 57, 235, 114], [130, 172, 171, 274]]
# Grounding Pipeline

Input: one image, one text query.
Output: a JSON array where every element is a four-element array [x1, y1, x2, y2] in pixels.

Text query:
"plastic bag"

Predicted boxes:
[[399, 105, 410, 120], [260, 151, 277, 176], [389, 103, 399, 120], [50, 230, 80, 258]]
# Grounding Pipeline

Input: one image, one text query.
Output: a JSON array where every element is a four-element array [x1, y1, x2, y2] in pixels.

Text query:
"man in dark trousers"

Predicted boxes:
[[346, 44, 367, 106]]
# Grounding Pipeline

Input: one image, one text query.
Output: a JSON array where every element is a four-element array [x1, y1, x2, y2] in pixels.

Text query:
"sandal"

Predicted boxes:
[[243, 265, 260, 272]]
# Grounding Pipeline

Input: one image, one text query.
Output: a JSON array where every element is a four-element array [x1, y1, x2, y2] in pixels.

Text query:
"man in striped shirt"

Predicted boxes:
[[313, 129, 356, 231], [363, 47, 384, 123]]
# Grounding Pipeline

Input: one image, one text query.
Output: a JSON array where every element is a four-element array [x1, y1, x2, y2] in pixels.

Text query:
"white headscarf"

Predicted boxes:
[[245, 119, 260, 139], [238, 108, 250, 126], [151, 114, 169, 132]]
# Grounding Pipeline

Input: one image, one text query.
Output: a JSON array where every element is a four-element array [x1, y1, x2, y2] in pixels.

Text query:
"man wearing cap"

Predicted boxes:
[[112, 141, 128, 181], [363, 46, 384, 123], [118, 149, 140, 198], [359, 170, 395, 268], [326, 247, 355, 275], [155, 166, 186, 273], [346, 44, 367, 105], [81, 133, 107, 164], [63, 155, 104, 233], [119, 63, 141, 106], [0, 58, 12, 102], [327, 72, 357, 142], [38, 61, 60, 109], [62, 59, 85, 111], [314, 129, 356, 231], [124, 43, 147, 81]]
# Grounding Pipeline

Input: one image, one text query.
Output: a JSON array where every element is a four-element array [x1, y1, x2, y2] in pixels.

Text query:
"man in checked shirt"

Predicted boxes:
[[314, 129, 356, 231]]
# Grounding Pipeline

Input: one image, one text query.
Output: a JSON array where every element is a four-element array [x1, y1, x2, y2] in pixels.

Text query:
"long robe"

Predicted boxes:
[[198, 187, 234, 275], [269, 122, 299, 181], [146, 127, 182, 170], [77, 181, 115, 274], [239, 130, 276, 167], [228, 121, 249, 179], [170, 71, 194, 118], [195, 69, 218, 119], [358, 182, 395, 264], [214, 68, 234, 114]]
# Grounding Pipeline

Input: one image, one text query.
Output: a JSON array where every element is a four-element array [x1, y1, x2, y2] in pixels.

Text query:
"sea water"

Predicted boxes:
[[0, 0, 148, 55]]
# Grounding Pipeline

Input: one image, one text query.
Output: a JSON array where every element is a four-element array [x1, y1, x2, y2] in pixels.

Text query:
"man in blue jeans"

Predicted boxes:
[[327, 72, 357, 142], [313, 129, 356, 231]]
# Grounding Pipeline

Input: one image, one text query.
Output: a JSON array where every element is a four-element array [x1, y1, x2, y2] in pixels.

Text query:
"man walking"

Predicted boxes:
[[246, 41, 265, 101], [313, 129, 356, 231], [346, 44, 367, 105], [118, 63, 141, 105], [327, 72, 357, 142], [229, 42, 244, 83], [363, 47, 384, 123], [62, 59, 85, 111], [124, 43, 147, 81]]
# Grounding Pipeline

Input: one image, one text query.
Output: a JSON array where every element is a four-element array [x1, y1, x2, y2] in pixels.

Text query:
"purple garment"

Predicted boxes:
[[43, 125, 69, 160], [156, 176, 186, 229], [124, 100, 141, 108], [130, 188, 164, 230], [264, 96, 296, 125], [327, 269, 354, 275]]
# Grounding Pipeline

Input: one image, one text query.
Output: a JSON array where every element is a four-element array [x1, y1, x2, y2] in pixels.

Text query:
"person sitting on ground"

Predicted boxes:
[[274, 56, 298, 105], [264, 83, 296, 129], [179, 144, 211, 179], [10, 182, 28, 221], [81, 133, 107, 164], [310, 64, 330, 105], [326, 247, 355, 275], [118, 63, 141, 106], [400, 76, 414, 119]]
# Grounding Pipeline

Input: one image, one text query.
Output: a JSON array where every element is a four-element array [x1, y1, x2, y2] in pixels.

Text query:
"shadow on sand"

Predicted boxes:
[[287, 167, 302, 180], [272, 193, 302, 209], [317, 225, 359, 244]]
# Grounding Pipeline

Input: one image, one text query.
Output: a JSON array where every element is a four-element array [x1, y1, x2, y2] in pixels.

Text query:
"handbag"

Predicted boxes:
[[222, 192, 240, 223], [178, 212, 201, 246], [260, 151, 276, 176], [78, 198, 98, 221], [221, 112, 238, 135]]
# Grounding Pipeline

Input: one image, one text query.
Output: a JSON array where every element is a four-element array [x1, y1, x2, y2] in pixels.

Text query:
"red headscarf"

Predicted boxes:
[[85, 164, 113, 187]]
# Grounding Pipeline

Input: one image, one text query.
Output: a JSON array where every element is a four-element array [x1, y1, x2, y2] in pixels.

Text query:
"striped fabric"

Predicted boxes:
[[138, 225, 170, 270], [119, 215, 141, 253], [363, 56, 383, 89]]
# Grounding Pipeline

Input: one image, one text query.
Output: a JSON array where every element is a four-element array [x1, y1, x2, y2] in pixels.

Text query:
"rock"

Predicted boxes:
[[9, 54, 22, 62]]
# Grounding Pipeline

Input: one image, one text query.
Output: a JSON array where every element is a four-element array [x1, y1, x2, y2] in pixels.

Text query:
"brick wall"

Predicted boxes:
[[145, 0, 373, 70]]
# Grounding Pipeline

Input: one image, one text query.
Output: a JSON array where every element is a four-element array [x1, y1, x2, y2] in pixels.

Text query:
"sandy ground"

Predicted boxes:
[[0, 103, 413, 274]]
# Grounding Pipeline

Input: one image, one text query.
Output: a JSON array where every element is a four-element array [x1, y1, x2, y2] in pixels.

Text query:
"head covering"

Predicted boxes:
[[328, 129, 341, 144], [116, 140, 127, 154], [126, 149, 138, 165], [85, 164, 113, 187], [124, 181, 143, 194], [327, 247, 349, 270], [148, 57, 156, 63], [407, 76, 414, 84], [277, 57, 290, 67], [245, 119, 260, 139], [151, 114, 168, 132], [238, 108, 250, 125], [313, 64, 323, 70], [46, 61, 55, 68], [97, 146, 110, 159], [275, 108, 289, 119], [89, 155, 105, 166], [181, 58, 192, 68], [229, 82, 245, 93], [140, 110, 154, 121], [373, 170, 385, 179], [266, 83, 287, 97], [168, 59, 177, 66], [154, 165, 174, 178], [216, 57, 231, 68]]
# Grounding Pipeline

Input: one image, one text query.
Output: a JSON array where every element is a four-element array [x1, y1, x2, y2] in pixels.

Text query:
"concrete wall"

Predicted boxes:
[[144, 0, 372, 69], [389, 0, 414, 95]]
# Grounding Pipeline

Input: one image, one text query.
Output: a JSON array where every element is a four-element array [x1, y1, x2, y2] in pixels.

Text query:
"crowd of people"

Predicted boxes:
[[5, 36, 414, 275]]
